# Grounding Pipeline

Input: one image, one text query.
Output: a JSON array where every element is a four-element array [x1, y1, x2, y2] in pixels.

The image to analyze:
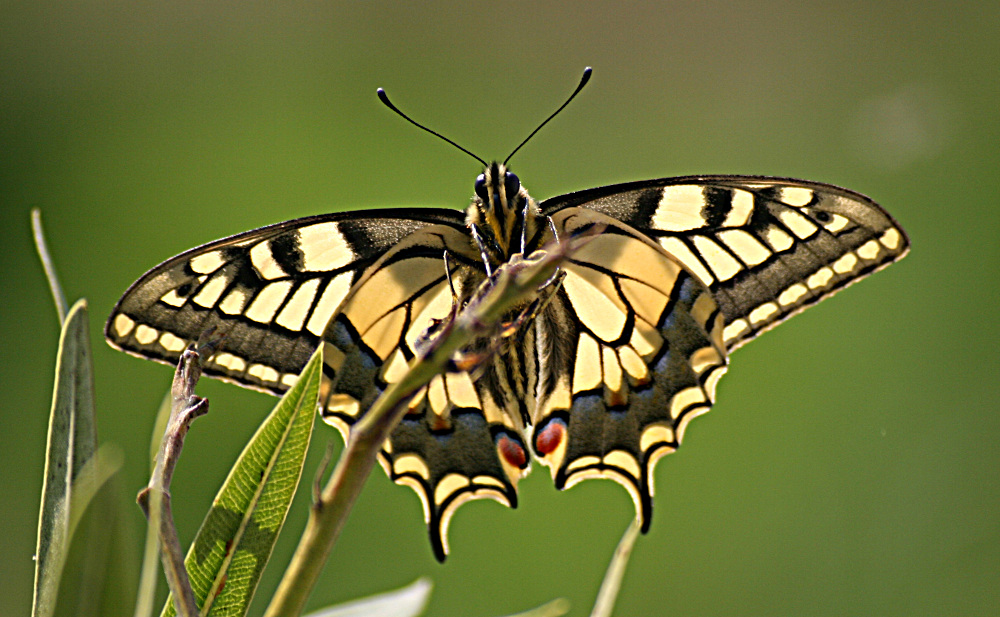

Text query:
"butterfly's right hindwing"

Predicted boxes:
[[105, 210, 465, 394]]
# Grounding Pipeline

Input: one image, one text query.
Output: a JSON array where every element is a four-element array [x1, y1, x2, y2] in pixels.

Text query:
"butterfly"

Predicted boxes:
[[106, 68, 909, 561]]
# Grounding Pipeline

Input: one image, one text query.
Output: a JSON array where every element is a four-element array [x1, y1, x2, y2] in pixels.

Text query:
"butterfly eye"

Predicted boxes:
[[474, 174, 488, 201], [504, 172, 520, 198]]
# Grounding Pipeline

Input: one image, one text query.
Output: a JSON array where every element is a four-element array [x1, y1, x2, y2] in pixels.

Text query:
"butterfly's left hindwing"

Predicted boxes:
[[106, 210, 465, 394], [531, 208, 728, 529], [317, 224, 532, 561]]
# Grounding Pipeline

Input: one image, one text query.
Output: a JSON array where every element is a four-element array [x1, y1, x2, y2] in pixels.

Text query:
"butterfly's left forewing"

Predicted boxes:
[[531, 208, 728, 528], [106, 210, 466, 394]]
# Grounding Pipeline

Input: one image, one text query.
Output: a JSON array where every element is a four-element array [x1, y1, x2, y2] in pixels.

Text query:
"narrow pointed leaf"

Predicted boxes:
[[33, 299, 98, 617], [54, 445, 133, 617], [161, 348, 321, 617], [303, 578, 432, 617], [589, 520, 641, 617], [501, 598, 571, 617]]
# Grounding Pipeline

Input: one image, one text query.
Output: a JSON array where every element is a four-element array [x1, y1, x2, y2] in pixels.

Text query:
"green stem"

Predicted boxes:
[[264, 234, 594, 617]]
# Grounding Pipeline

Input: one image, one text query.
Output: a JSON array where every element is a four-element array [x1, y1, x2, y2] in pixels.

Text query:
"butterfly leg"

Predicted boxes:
[[470, 223, 494, 278]]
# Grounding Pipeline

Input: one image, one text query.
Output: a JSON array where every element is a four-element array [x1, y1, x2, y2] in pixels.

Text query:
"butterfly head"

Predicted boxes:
[[468, 162, 542, 261]]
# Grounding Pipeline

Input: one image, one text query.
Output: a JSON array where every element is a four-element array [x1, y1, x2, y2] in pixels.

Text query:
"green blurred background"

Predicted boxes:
[[3, 2, 998, 616]]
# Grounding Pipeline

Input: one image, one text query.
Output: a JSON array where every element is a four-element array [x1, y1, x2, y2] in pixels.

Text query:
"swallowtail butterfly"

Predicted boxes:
[[106, 68, 909, 560]]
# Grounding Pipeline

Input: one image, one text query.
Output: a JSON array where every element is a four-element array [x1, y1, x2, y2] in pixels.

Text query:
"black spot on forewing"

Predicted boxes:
[[632, 188, 662, 229], [269, 233, 305, 274], [702, 187, 733, 228]]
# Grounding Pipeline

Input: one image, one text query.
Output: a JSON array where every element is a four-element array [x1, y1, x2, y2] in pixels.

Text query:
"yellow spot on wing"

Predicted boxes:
[[670, 387, 706, 420], [192, 274, 229, 308], [562, 268, 628, 342], [245, 281, 293, 324], [445, 372, 481, 409], [403, 283, 454, 351], [617, 345, 649, 384], [629, 318, 662, 359], [573, 333, 603, 393], [749, 302, 780, 325], [158, 331, 186, 352], [857, 239, 881, 260], [472, 475, 506, 489], [832, 253, 859, 274], [778, 209, 819, 239], [160, 289, 188, 308], [603, 450, 641, 479], [722, 318, 750, 344], [135, 324, 158, 345], [780, 187, 814, 207], [806, 267, 835, 290], [219, 289, 249, 315], [381, 349, 409, 384], [357, 307, 406, 360], [654, 185, 710, 231], [298, 222, 355, 272], [658, 237, 715, 285], [880, 228, 902, 250], [214, 352, 246, 373], [113, 314, 135, 337], [703, 364, 727, 402], [777, 283, 809, 307], [250, 242, 287, 280], [640, 423, 676, 453], [762, 226, 795, 252], [428, 374, 448, 415], [248, 363, 280, 384], [566, 455, 601, 473], [602, 345, 623, 393], [434, 473, 470, 506], [393, 453, 431, 480], [276, 278, 320, 331], [618, 278, 670, 327], [821, 213, 851, 234], [717, 229, 772, 267], [690, 346, 723, 375], [189, 251, 226, 275], [307, 274, 352, 336], [692, 230, 743, 281], [725, 190, 756, 226]]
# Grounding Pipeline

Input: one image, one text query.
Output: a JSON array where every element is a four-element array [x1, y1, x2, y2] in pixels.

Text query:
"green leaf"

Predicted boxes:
[[302, 578, 432, 617], [162, 348, 322, 617], [54, 445, 134, 617], [33, 299, 98, 617], [588, 520, 641, 617], [500, 598, 571, 617]]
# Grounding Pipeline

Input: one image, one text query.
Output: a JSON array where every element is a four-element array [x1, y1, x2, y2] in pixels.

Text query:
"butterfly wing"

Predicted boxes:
[[541, 176, 909, 349], [531, 208, 728, 530], [106, 209, 465, 394], [317, 223, 532, 561]]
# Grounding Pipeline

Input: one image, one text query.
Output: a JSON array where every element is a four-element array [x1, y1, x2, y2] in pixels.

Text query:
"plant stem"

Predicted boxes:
[[137, 348, 209, 617], [264, 233, 595, 617]]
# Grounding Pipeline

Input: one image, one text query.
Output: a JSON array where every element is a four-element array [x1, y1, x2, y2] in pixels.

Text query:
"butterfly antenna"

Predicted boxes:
[[377, 88, 487, 166], [504, 67, 592, 165]]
